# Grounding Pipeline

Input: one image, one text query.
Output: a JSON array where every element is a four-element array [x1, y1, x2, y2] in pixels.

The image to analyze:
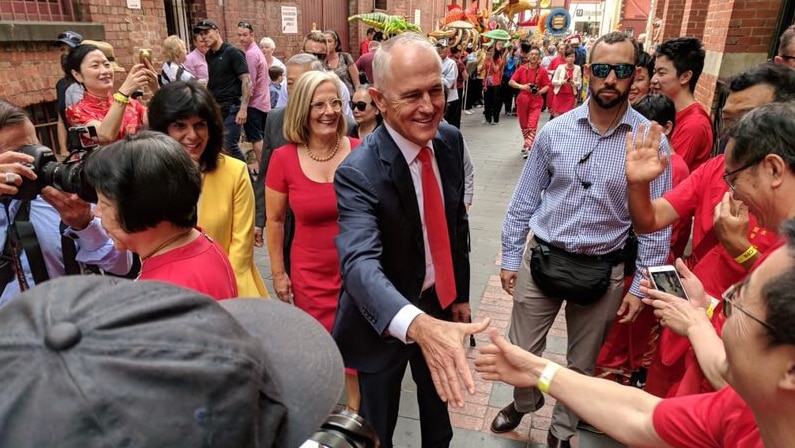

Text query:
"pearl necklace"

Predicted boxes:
[[303, 138, 340, 162]]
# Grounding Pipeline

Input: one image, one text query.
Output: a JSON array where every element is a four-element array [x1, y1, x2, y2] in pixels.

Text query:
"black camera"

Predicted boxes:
[[12, 126, 98, 203], [309, 407, 380, 448], [529, 84, 539, 94]]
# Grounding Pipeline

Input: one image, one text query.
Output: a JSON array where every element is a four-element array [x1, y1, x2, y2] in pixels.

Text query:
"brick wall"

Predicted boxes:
[[660, 0, 685, 42], [680, 0, 708, 39]]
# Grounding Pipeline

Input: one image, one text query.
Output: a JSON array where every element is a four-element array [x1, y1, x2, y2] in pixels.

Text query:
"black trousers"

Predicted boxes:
[[444, 99, 461, 129], [500, 75, 517, 114], [358, 288, 454, 448], [483, 85, 501, 123]]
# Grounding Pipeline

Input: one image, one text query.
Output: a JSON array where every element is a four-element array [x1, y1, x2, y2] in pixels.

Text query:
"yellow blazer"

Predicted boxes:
[[198, 154, 268, 297]]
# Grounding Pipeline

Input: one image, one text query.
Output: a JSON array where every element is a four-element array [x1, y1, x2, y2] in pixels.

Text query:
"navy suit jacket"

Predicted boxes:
[[332, 123, 470, 373]]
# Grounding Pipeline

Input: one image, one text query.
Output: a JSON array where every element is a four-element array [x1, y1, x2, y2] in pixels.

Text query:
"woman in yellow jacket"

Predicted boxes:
[[148, 81, 267, 297]]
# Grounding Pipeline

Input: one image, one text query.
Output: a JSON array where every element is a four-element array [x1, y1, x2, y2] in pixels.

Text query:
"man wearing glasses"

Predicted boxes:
[[301, 31, 352, 117], [495, 32, 672, 448], [627, 63, 795, 317], [475, 213, 795, 448], [193, 19, 251, 164], [774, 25, 795, 68]]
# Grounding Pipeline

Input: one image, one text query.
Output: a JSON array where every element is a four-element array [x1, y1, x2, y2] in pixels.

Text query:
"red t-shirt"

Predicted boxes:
[[653, 387, 762, 448], [671, 102, 713, 172], [668, 153, 691, 260], [360, 39, 370, 57], [547, 55, 566, 72], [662, 155, 779, 297], [139, 231, 238, 300]]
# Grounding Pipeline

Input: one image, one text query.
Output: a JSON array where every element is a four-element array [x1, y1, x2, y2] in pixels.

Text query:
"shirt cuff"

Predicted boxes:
[[64, 218, 108, 251], [387, 304, 424, 344]]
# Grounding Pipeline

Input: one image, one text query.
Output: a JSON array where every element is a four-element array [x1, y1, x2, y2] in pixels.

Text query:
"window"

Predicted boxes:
[[0, 0, 76, 21], [26, 101, 59, 153], [374, 0, 387, 10]]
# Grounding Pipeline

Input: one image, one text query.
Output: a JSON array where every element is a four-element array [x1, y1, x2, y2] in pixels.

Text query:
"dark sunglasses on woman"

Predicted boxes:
[[350, 101, 374, 112]]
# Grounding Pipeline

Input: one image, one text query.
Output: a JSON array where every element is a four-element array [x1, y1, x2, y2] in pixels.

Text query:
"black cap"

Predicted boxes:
[[52, 30, 83, 48], [193, 19, 218, 34]]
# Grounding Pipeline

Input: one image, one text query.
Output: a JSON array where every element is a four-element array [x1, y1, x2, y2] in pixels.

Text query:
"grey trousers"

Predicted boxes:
[[508, 236, 625, 440]]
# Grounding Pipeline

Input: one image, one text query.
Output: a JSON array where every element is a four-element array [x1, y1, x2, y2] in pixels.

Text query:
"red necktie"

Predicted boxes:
[[418, 147, 457, 308]]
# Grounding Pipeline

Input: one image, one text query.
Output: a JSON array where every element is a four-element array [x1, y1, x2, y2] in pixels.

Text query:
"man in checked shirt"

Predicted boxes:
[[490, 32, 672, 448]]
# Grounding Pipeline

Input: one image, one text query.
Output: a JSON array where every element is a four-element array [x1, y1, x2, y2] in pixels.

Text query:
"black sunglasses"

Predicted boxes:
[[590, 63, 635, 79], [238, 21, 253, 31], [350, 101, 374, 112]]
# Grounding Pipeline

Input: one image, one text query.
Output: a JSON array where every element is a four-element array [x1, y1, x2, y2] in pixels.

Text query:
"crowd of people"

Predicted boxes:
[[0, 18, 794, 448]]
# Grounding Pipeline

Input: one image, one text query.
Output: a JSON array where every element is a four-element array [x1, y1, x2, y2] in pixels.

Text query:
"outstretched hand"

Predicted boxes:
[[625, 122, 667, 184], [408, 314, 490, 407], [474, 328, 543, 388]]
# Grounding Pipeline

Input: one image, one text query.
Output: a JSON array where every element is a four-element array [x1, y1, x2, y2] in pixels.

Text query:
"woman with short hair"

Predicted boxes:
[[159, 35, 195, 85], [85, 130, 237, 300], [148, 81, 267, 297]]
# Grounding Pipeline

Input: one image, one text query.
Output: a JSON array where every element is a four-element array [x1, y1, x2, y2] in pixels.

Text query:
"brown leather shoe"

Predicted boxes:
[[490, 402, 526, 433], [546, 432, 572, 448]]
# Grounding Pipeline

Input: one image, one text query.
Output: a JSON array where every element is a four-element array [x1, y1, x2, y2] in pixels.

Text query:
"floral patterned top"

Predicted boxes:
[[65, 91, 145, 142]]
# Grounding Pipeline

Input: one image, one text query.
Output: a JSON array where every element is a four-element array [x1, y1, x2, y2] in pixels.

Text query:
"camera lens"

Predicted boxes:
[[308, 407, 379, 448]]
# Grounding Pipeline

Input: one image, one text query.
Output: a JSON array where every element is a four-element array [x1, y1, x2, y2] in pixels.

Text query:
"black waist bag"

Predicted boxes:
[[530, 238, 621, 306]]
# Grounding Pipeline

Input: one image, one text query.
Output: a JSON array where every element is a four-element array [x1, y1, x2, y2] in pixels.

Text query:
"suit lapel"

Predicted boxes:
[[375, 127, 423, 250]]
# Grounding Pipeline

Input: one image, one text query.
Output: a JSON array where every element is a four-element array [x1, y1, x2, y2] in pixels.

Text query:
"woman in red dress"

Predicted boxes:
[[508, 45, 550, 158], [265, 70, 360, 410], [549, 48, 582, 118], [65, 42, 157, 144]]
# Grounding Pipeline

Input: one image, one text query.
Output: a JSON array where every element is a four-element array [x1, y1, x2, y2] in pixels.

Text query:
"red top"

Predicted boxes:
[[360, 39, 370, 57], [663, 155, 779, 297], [671, 102, 713, 171], [65, 91, 145, 141], [668, 153, 691, 261], [139, 231, 238, 300], [653, 387, 762, 448], [510, 64, 550, 98], [483, 56, 502, 87], [547, 55, 566, 72]]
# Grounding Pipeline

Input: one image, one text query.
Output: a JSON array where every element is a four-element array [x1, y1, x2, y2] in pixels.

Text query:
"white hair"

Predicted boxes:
[[259, 37, 275, 48], [372, 32, 440, 88]]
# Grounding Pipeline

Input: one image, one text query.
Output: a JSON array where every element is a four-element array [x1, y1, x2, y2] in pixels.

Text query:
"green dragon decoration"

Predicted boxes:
[[348, 13, 421, 35]]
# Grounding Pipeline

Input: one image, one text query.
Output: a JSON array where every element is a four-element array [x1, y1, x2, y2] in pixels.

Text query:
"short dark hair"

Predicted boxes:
[[564, 48, 575, 58], [728, 62, 795, 102], [632, 93, 676, 133], [636, 51, 655, 78], [366, 27, 376, 36], [0, 99, 30, 130], [779, 24, 795, 55], [268, 65, 284, 81], [589, 31, 638, 65], [727, 101, 795, 172], [655, 37, 705, 92], [85, 130, 201, 233], [762, 216, 795, 346], [147, 81, 224, 173]]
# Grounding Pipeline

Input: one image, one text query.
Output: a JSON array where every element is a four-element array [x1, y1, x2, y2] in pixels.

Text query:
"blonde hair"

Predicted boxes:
[[161, 35, 185, 63], [283, 71, 347, 144]]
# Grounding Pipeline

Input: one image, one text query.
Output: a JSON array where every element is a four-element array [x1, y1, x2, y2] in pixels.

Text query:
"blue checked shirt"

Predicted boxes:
[[502, 103, 672, 297]]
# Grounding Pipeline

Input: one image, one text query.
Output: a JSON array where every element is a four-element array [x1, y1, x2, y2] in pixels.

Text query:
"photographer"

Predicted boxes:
[[508, 45, 550, 158], [0, 100, 132, 305]]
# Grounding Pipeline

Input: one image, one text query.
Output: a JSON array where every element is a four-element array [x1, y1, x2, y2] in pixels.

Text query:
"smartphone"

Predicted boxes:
[[138, 48, 153, 67], [647, 265, 689, 300]]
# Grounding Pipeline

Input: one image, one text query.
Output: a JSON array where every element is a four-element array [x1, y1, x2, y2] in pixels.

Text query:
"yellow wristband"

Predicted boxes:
[[112, 92, 130, 104], [537, 362, 561, 394], [705, 297, 720, 319], [734, 245, 758, 264]]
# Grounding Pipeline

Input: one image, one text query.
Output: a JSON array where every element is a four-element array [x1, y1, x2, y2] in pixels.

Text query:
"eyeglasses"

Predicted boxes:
[[590, 63, 635, 79], [722, 157, 763, 192], [237, 21, 253, 31], [350, 101, 374, 112], [722, 281, 777, 334], [779, 55, 795, 61], [307, 51, 327, 61], [310, 98, 343, 112]]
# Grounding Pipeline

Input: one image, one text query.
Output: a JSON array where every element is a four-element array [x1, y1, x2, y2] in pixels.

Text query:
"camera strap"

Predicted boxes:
[[3, 200, 49, 291]]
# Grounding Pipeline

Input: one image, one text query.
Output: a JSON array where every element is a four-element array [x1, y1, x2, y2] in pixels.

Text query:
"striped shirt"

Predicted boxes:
[[501, 101, 672, 296]]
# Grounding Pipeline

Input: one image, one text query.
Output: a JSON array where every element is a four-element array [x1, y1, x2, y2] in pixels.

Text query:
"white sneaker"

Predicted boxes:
[[463, 110, 473, 115]]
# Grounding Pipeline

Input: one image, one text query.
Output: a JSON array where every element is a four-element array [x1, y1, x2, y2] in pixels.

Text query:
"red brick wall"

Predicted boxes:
[[660, 0, 685, 42], [681, 0, 709, 39]]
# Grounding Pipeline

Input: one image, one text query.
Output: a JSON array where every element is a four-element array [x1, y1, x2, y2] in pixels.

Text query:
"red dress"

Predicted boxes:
[[265, 138, 359, 332], [549, 66, 576, 115], [65, 91, 145, 141]]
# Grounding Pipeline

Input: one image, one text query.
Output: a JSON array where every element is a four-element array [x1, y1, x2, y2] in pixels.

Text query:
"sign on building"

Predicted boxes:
[[282, 6, 298, 34]]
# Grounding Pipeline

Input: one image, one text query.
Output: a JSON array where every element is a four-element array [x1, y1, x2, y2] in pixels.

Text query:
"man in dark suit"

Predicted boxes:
[[333, 33, 489, 447]]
